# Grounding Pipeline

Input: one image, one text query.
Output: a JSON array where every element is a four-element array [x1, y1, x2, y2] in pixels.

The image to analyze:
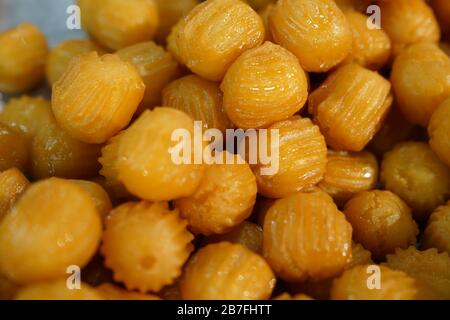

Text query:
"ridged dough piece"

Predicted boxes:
[[172, 0, 265, 81], [0, 168, 29, 221], [52, 52, 145, 144], [318, 150, 378, 207], [102, 201, 193, 293], [341, 10, 391, 70], [309, 63, 392, 151], [180, 242, 275, 300], [162, 75, 232, 133], [116, 42, 179, 111], [269, 0, 352, 72], [263, 189, 352, 282], [252, 116, 327, 199], [221, 41, 308, 129], [99, 131, 130, 200], [331, 264, 437, 300]]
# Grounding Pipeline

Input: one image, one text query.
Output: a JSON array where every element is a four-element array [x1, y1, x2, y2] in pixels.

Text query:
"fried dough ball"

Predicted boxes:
[[423, 201, 450, 254], [309, 63, 392, 151], [221, 41, 308, 129], [263, 190, 352, 282], [117, 107, 205, 201], [379, 0, 440, 60], [428, 98, 450, 167], [343, 190, 419, 260], [175, 151, 257, 236], [0, 178, 102, 284], [391, 42, 450, 127], [331, 265, 437, 300], [269, 0, 352, 72], [0, 23, 48, 93], [381, 142, 450, 221], [318, 150, 378, 207], [78, 0, 159, 50], [180, 242, 275, 300], [385, 247, 450, 300], [101, 201, 193, 293], [171, 0, 265, 81], [52, 52, 145, 144]]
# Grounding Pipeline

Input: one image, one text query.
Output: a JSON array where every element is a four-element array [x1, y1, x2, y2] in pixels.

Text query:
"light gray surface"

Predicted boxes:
[[0, 0, 86, 46], [0, 0, 87, 101]]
